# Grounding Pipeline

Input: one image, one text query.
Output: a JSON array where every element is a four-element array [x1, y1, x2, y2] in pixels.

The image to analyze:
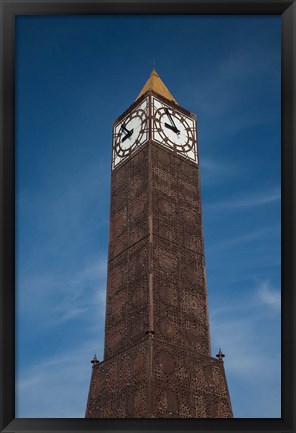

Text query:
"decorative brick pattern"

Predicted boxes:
[[104, 237, 150, 359], [151, 143, 203, 255], [153, 236, 210, 355], [86, 339, 149, 418], [86, 90, 232, 418], [86, 338, 232, 418], [109, 147, 149, 260], [152, 339, 232, 418]]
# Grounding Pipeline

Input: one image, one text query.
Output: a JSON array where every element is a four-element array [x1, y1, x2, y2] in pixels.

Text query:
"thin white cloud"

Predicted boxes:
[[183, 34, 280, 152], [204, 188, 280, 212], [218, 36, 279, 79], [210, 279, 281, 374], [210, 314, 281, 417], [209, 278, 281, 417], [52, 306, 91, 324], [258, 281, 281, 309], [212, 320, 265, 376], [17, 256, 107, 328], [210, 280, 281, 322], [199, 156, 239, 185], [16, 341, 101, 417], [17, 158, 110, 257], [206, 225, 279, 253], [228, 189, 280, 208]]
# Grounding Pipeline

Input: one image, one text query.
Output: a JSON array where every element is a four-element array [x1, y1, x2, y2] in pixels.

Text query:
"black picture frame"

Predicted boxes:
[[0, 1, 295, 432]]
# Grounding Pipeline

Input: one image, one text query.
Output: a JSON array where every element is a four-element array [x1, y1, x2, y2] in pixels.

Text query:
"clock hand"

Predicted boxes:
[[121, 122, 134, 142], [121, 123, 131, 134], [165, 108, 178, 129], [164, 122, 180, 135], [122, 128, 134, 142]]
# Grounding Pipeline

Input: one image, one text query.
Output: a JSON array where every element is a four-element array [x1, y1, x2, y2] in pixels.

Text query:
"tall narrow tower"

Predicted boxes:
[[85, 70, 233, 418]]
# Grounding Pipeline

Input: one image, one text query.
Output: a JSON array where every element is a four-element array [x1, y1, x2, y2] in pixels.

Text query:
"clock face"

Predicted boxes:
[[113, 98, 148, 169], [152, 97, 198, 164]]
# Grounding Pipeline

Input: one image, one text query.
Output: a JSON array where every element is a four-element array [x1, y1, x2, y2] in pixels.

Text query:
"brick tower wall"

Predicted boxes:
[[86, 90, 233, 418], [104, 146, 150, 359], [151, 143, 211, 356]]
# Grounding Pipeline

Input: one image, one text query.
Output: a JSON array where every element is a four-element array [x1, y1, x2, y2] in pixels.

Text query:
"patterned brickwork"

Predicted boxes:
[[151, 143, 203, 254], [86, 339, 150, 418], [152, 339, 232, 418], [104, 146, 150, 359], [108, 146, 149, 260], [105, 142, 210, 359], [85, 337, 232, 418], [153, 236, 210, 355], [151, 143, 210, 355], [86, 89, 233, 418], [104, 236, 150, 359]]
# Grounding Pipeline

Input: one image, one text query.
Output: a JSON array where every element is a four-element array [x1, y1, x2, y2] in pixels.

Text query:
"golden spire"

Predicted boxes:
[[135, 69, 178, 104]]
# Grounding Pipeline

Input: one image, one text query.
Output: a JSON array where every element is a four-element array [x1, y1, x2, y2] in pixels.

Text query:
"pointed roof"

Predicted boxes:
[[135, 69, 178, 104]]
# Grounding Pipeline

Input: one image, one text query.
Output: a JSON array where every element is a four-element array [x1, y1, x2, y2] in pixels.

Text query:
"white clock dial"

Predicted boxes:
[[152, 97, 198, 164], [116, 114, 143, 151], [113, 99, 148, 169]]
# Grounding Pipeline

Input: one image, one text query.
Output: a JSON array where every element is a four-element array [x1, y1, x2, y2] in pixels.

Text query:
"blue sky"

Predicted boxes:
[[15, 15, 281, 418]]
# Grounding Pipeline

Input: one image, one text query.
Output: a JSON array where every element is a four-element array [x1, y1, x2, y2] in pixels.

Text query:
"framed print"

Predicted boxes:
[[0, 1, 295, 433]]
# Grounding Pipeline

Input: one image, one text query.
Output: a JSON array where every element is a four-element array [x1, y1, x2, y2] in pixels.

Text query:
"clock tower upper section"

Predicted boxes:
[[112, 69, 198, 169]]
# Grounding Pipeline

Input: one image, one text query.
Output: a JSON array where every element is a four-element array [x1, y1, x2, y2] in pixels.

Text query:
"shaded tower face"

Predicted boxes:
[[85, 70, 233, 418]]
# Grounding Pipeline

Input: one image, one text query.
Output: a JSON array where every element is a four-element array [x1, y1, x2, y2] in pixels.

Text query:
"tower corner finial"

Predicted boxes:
[[216, 348, 225, 361], [91, 353, 99, 366]]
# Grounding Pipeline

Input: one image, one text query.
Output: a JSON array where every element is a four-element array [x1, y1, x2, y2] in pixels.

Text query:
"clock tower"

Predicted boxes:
[[85, 69, 233, 418]]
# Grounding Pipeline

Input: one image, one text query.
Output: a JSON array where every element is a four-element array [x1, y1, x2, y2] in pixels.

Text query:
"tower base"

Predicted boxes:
[[85, 336, 233, 418]]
